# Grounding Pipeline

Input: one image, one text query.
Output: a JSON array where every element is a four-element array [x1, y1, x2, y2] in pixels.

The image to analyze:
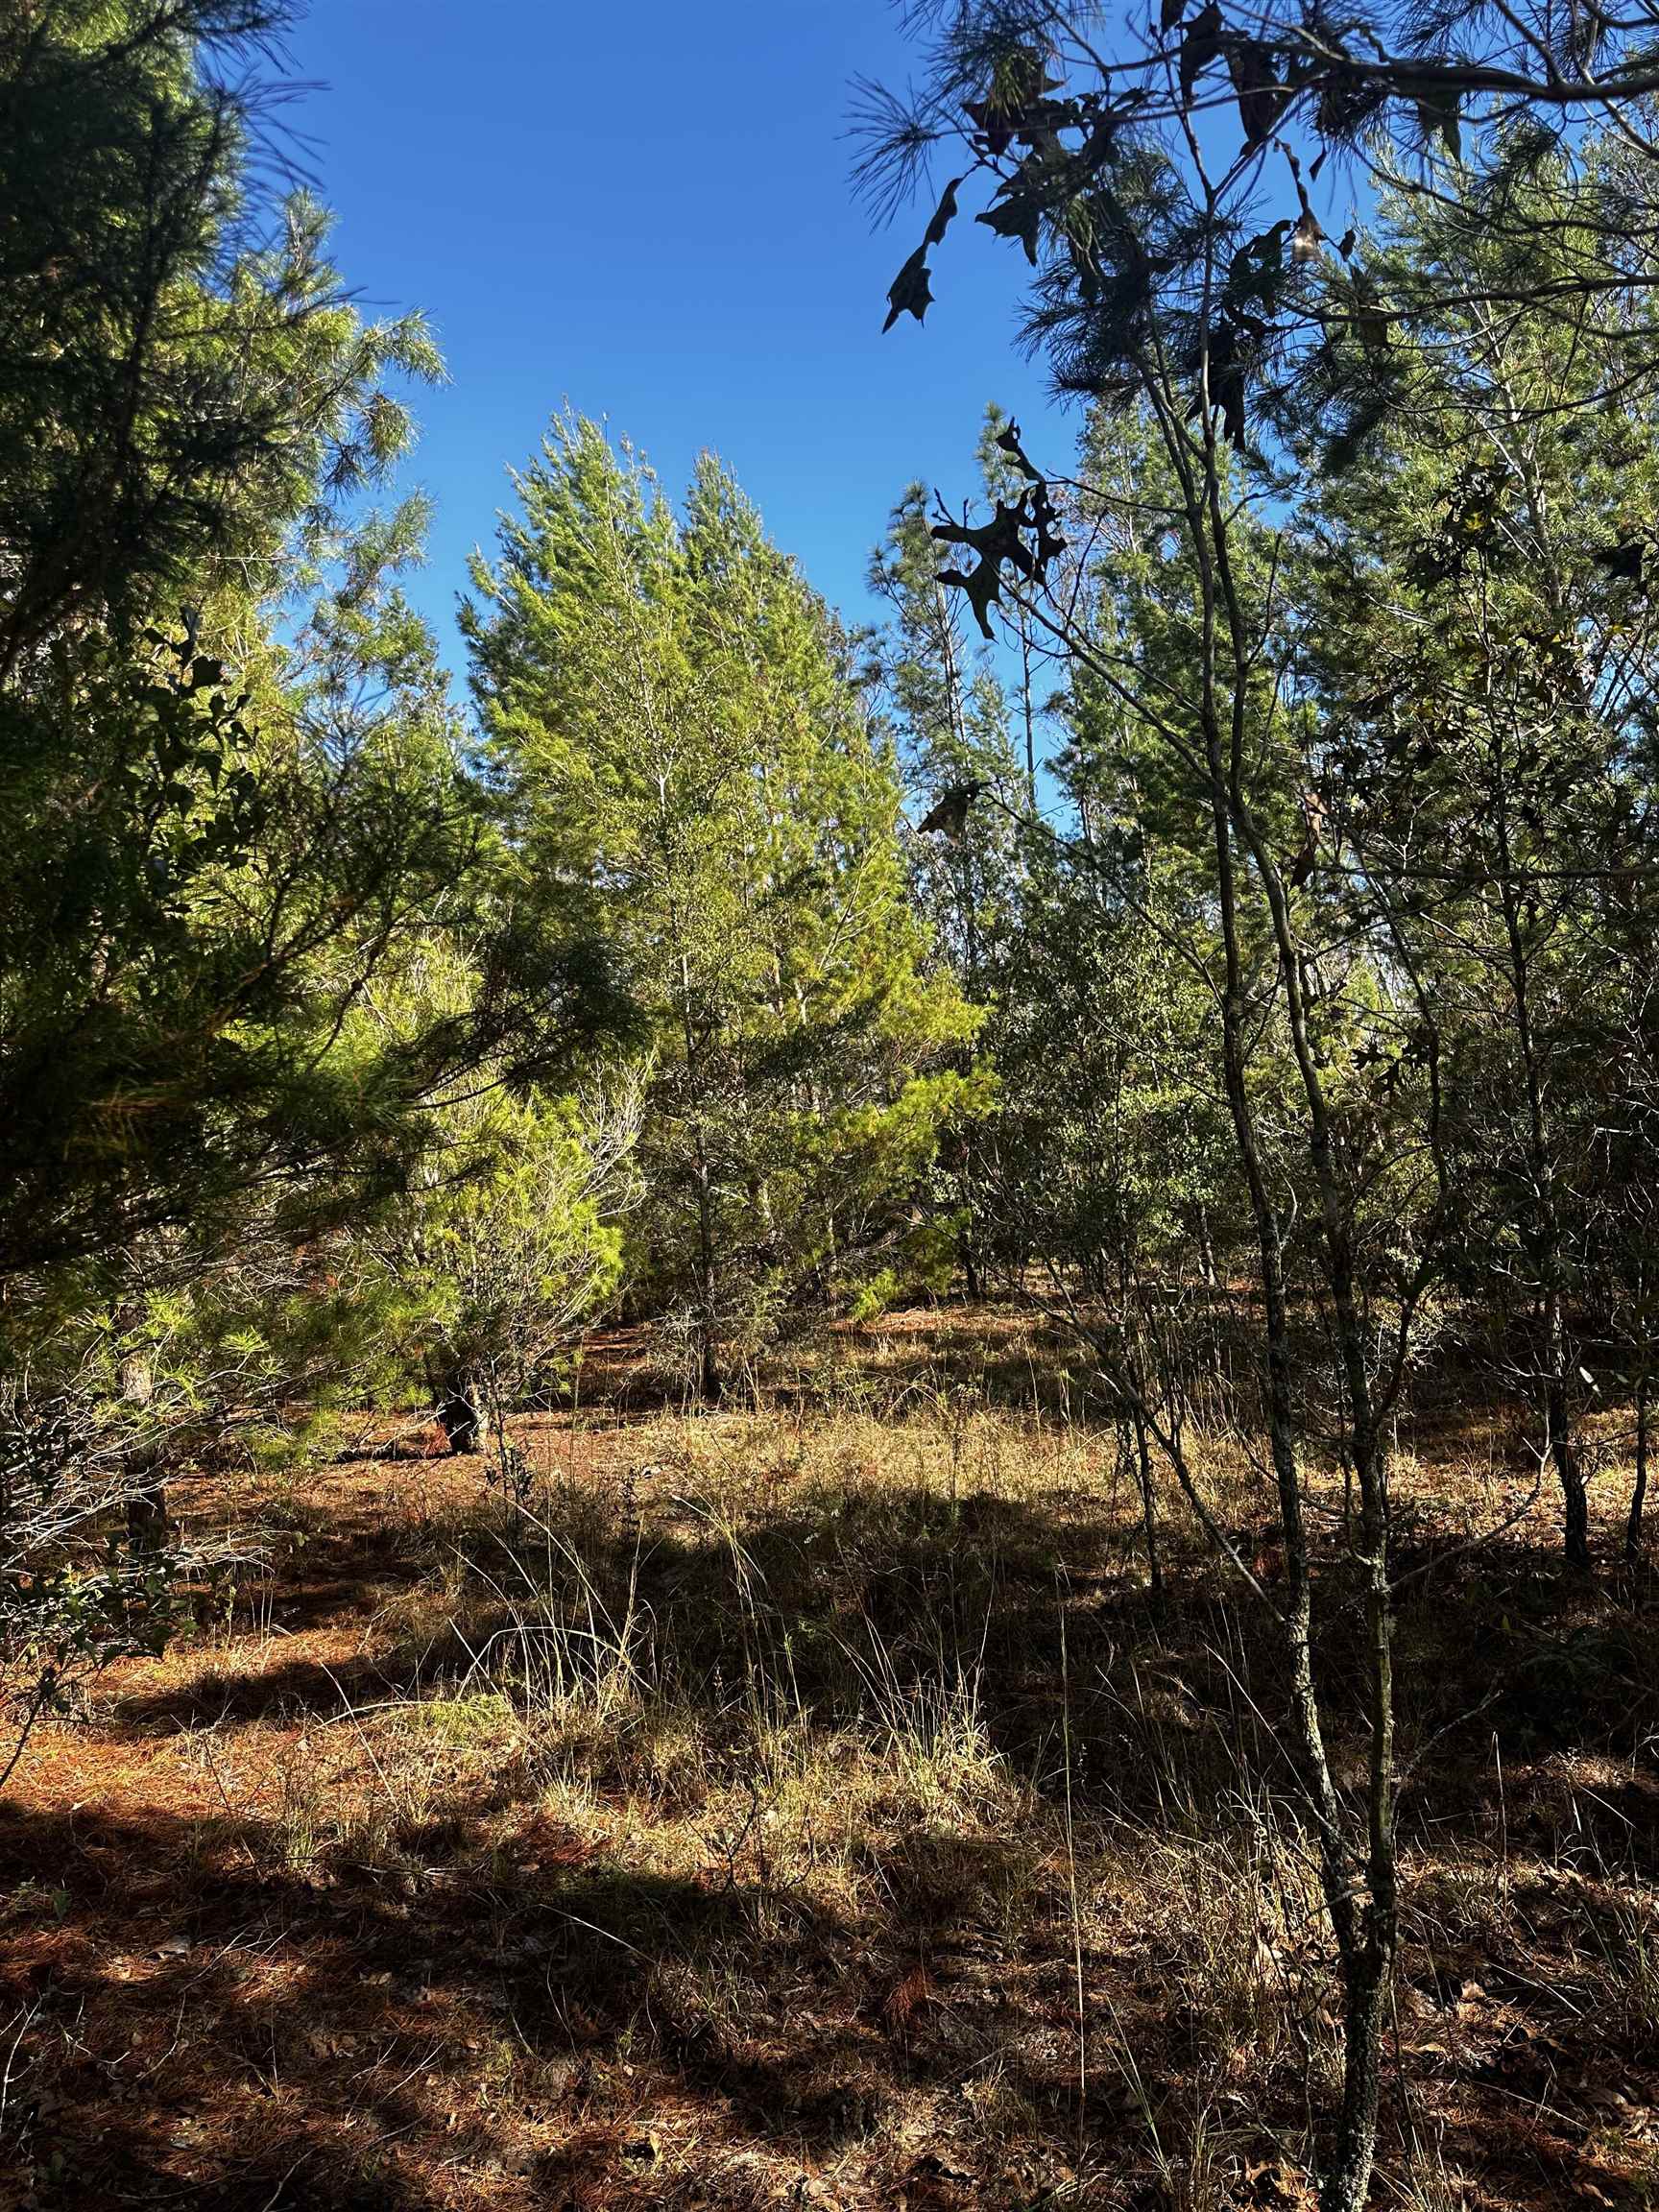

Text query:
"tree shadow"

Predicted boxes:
[[0, 1784, 1119, 2210]]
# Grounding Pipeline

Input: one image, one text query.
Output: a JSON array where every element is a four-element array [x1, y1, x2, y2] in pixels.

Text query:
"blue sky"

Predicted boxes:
[[284, 2, 1068, 688]]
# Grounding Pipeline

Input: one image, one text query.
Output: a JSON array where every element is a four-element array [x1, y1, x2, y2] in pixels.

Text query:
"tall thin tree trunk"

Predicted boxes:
[[672, 930, 723, 1407], [1494, 776, 1587, 1570], [1544, 1290, 1590, 1571], [1184, 391, 1398, 2212], [1628, 1364, 1650, 1565], [692, 1148, 723, 1405], [1019, 620, 1037, 811], [1194, 1203, 1217, 1287], [120, 1339, 167, 1559], [1325, 1941, 1393, 2212], [1130, 1400, 1162, 1609]]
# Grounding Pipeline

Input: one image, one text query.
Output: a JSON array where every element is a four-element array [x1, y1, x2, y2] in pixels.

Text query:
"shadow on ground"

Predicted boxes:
[[3, 1372, 1657, 2210]]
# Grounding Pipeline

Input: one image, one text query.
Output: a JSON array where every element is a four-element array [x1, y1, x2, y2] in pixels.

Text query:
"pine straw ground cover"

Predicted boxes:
[[1, 1310, 1656, 2212]]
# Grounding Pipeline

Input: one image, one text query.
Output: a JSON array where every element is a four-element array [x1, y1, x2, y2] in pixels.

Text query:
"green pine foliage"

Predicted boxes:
[[465, 416, 978, 1394]]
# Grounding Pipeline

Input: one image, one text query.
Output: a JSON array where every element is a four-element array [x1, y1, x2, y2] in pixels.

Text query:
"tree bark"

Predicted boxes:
[[1628, 1365, 1650, 1565], [1130, 1401, 1163, 1608], [120, 1344, 167, 1559], [1188, 362, 1399, 2212], [1544, 1295, 1591, 1571], [1323, 1938, 1392, 2212]]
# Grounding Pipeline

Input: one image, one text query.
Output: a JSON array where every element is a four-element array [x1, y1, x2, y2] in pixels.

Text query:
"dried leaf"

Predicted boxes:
[[883, 243, 934, 332], [1180, 0, 1223, 105], [1291, 208, 1324, 263], [1227, 39, 1285, 150], [924, 175, 963, 248]]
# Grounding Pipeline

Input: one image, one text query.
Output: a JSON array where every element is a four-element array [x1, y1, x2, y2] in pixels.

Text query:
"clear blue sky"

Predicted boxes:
[[284, 1, 1067, 688]]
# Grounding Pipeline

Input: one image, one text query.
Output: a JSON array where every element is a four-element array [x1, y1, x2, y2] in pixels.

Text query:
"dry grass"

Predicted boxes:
[[2, 1307, 1657, 2210]]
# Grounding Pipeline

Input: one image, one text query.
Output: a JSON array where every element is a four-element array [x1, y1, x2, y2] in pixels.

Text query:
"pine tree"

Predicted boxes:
[[1299, 156, 1659, 1568], [867, 469, 1025, 1293], [466, 416, 975, 1396]]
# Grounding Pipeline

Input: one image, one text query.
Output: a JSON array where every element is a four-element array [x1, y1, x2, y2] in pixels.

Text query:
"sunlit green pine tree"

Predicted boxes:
[[867, 478, 1023, 995], [466, 416, 976, 1396], [0, 1, 557, 1299], [866, 468, 1027, 1292]]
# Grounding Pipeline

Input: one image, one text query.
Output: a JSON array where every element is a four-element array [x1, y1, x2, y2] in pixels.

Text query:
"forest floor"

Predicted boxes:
[[2, 1307, 1657, 2212]]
